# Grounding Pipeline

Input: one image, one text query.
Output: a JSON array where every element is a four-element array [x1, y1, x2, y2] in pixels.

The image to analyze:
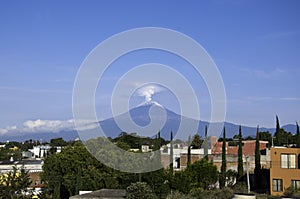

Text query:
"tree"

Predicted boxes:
[[50, 137, 67, 147], [274, 115, 285, 146], [204, 125, 208, 159], [296, 122, 300, 148], [190, 134, 203, 149], [116, 141, 131, 151], [187, 135, 191, 167], [41, 143, 118, 198], [172, 158, 218, 193], [126, 182, 156, 199], [254, 125, 261, 190], [142, 169, 170, 198], [259, 131, 272, 147], [219, 127, 226, 189], [0, 165, 32, 199], [170, 131, 174, 173], [186, 158, 219, 190], [237, 125, 244, 181]]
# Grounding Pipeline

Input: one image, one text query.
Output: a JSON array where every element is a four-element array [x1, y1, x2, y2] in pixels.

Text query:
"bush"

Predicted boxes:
[[166, 190, 195, 199], [126, 182, 157, 199], [233, 182, 248, 194], [284, 186, 300, 198], [198, 187, 233, 199]]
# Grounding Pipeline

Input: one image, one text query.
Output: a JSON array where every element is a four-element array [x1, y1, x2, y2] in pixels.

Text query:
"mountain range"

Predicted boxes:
[[0, 101, 297, 142]]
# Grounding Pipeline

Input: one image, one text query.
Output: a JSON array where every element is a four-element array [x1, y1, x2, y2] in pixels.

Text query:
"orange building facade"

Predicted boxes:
[[270, 147, 300, 196]]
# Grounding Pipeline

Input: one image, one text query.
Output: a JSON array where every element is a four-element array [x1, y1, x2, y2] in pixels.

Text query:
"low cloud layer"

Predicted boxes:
[[0, 119, 98, 136]]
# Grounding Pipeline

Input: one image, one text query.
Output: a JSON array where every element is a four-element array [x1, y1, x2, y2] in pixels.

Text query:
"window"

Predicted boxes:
[[273, 179, 283, 192], [281, 154, 296, 169], [291, 180, 300, 189]]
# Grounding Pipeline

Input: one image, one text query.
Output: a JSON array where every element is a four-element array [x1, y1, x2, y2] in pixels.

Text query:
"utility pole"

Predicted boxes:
[[245, 155, 250, 193]]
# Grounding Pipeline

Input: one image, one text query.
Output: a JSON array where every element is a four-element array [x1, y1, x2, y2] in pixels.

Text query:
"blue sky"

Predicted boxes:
[[0, 0, 300, 135]]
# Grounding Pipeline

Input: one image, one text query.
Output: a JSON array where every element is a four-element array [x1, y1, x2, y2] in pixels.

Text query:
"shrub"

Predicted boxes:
[[126, 182, 157, 199], [166, 190, 195, 199], [284, 186, 300, 198]]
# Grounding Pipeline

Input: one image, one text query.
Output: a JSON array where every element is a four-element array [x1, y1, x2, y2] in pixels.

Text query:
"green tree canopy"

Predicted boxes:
[[41, 143, 118, 198]]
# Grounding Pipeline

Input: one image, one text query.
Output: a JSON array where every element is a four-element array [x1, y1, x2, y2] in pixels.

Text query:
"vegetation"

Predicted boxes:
[[219, 127, 226, 189], [0, 166, 32, 199], [187, 135, 191, 167], [126, 182, 157, 199], [203, 125, 208, 158], [41, 143, 119, 199], [3, 116, 300, 198], [283, 186, 300, 198], [170, 131, 174, 173], [296, 122, 300, 148], [255, 126, 261, 190], [172, 158, 218, 193], [190, 134, 203, 149], [237, 125, 243, 181]]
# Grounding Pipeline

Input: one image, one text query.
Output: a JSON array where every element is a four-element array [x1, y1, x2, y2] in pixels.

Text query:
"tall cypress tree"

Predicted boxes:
[[254, 125, 261, 189], [237, 125, 244, 181], [276, 115, 280, 131], [274, 115, 283, 146], [219, 127, 226, 189], [170, 131, 174, 173], [187, 135, 191, 167], [296, 122, 300, 148], [204, 125, 208, 159]]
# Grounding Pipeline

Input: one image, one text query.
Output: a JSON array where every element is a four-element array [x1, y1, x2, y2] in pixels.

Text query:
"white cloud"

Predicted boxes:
[[0, 119, 99, 136], [241, 67, 286, 79], [22, 119, 74, 133], [135, 84, 165, 102]]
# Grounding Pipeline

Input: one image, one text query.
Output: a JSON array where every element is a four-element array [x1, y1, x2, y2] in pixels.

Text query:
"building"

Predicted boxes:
[[211, 140, 270, 172], [29, 145, 51, 158], [179, 140, 270, 172], [269, 147, 300, 196], [0, 159, 44, 189], [161, 137, 216, 170]]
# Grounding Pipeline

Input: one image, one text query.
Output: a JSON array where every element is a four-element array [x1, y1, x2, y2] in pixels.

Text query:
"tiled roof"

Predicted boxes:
[[211, 140, 268, 156]]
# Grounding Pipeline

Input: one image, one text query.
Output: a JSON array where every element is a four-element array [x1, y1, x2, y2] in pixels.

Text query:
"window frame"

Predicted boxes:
[[272, 179, 283, 192], [281, 154, 296, 169], [291, 180, 300, 189]]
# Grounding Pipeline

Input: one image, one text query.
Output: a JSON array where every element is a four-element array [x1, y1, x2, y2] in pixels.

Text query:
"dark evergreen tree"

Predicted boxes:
[[219, 127, 226, 189], [170, 131, 174, 173], [187, 135, 191, 167], [296, 122, 300, 148], [274, 115, 284, 146], [254, 125, 261, 190], [204, 125, 208, 159], [237, 125, 244, 181]]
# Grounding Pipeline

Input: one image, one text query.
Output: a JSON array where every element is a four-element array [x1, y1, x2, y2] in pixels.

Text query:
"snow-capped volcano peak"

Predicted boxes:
[[138, 100, 164, 108]]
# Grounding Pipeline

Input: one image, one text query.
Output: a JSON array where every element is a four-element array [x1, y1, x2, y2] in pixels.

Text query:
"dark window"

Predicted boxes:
[[291, 180, 300, 189], [272, 179, 283, 192], [175, 157, 180, 168]]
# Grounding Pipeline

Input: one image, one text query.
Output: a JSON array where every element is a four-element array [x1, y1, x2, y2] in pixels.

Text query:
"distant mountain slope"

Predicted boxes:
[[0, 102, 297, 142]]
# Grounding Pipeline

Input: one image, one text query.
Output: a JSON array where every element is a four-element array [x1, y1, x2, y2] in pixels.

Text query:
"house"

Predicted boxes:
[[0, 159, 44, 189], [178, 140, 270, 172], [269, 147, 300, 196], [161, 137, 216, 170]]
